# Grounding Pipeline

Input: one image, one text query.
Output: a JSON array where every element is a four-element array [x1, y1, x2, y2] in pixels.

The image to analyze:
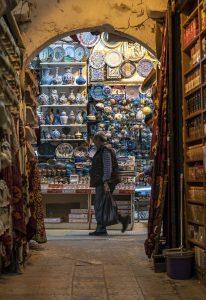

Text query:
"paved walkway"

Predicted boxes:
[[0, 227, 206, 300]]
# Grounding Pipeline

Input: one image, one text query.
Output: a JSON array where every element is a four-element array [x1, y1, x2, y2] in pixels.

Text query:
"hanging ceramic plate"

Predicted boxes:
[[101, 32, 122, 49], [105, 51, 122, 67], [103, 85, 112, 96], [77, 32, 100, 48], [89, 51, 105, 69], [137, 59, 154, 78], [125, 86, 140, 100], [64, 45, 75, 61], [120, 60, 136, 78], [84, 47, 91, 59], [53, 46, 65, 62], [90, 67, 105, 81], [107, 66, 121, 79], [74, 46, 85, 61], [90, 84, 105, 101], [39, 47, 54, 62], [55, 143, 73, 158]]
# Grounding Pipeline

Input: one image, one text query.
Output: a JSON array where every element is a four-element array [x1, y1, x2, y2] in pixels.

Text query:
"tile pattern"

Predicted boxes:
[[0, 230, 206, 300]]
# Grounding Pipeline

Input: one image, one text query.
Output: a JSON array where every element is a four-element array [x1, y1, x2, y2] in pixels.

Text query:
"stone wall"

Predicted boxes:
[[14, 0, 167, 65]]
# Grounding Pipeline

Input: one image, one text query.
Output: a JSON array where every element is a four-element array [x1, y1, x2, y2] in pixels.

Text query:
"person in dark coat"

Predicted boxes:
[[89, 132, 130, 236]]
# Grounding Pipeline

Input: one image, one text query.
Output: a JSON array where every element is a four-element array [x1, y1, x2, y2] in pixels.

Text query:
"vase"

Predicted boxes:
[[76, 67, 86, 85], [52, 67, 63, 85], [60, 110, 68, 125], [76, 111, 83, 124], [59, 92, 67, 105], [54, 109, 61, 125], [50, 89, 59, 104], [62, 67, 75, 84], [68, 90, 76, 104], [39, 93, 50, 105], [45, 109, 55, 125], [41, 68, 53, 85], [51, 129, 61, 139], [68, 110, 76, 124]]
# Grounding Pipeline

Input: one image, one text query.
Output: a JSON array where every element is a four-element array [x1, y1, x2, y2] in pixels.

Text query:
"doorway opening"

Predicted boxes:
[[29, 31, 158, 234]]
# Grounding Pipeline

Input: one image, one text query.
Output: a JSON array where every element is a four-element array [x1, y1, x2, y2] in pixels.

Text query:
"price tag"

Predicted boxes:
[[76, 189, 91, 194]]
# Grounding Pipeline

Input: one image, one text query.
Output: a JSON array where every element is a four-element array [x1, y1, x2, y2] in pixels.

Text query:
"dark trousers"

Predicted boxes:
[[94, 184, 115, 232]]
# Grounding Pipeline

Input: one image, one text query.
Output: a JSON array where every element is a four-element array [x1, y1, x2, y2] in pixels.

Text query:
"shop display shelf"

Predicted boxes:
[[39, 104, 87, 108], [185, 109, 203, 120], [187, 219, 205, 227], [40, 124, 87, 127], [185, 84, 201, 98], [89, 82, 141, 86], [45, 222, 89, 230], [184, 61, 200, 77], [186, 135, 203, 143], [40, 84, 87, 88], [40, 139, 85, 142], [183, 35, 199, 52], [40, 62, 86, 66], [187, 179, 206, 183], [186, 159, 203, 163], [187, 199, 205, 205]]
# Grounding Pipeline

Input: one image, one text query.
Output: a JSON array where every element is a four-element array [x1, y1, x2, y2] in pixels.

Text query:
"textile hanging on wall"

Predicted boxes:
[[145, 16, 168, 258], [26, 156, 46, 243]]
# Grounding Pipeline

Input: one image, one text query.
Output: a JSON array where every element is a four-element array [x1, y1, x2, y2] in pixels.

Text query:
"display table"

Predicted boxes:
[[41, 184, 135, 230]]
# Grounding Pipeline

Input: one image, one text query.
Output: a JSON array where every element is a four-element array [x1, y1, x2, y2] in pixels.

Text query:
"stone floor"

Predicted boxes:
[[0, 225, 206, 300]]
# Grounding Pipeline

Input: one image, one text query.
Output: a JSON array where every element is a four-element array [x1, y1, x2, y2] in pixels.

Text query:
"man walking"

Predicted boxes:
[[89, 132, 130, 236]]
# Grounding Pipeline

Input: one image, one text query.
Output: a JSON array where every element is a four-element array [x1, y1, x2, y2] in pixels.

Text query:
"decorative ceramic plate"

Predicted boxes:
[[55, 143, 73, 158], [132, 43, 146, 61], [77, 32, 100, 48], [101, 32, 122, 48], [120, 60, 136, 78], [90, 67, 105, 81], [105, 51, 122, 67], [103, 85, 112, 96], [125, 86, 140, 100], [84, 47, 91, 59], [53, 46, 65, 62], [90, 84, 104, 101], [137, 59, 154, 77], [74, 46, 85, 61], [39, 47, 54, 62], [107, 66, 121, 79], [64, 45, 75, 60], [89, 51, 105, 69]]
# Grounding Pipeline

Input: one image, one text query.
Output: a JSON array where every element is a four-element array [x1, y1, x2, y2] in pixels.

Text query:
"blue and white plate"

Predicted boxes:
[[53, 46, 65, 62], [74, 46, 85, 61], [65, 45, 75, 61], [90, 84, 105, 101], [77, 32, 100, 48], [39, 47, 54, 62]]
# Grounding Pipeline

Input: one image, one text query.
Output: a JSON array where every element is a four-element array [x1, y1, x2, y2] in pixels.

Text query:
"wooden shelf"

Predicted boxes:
[[39, 104, 87, 108], [188, 220, 205, 226], [40, 62, 86, 66], [40, 124, 87, 127], [40, 84, 87, 88], [183, 6, 198, 28], [185, 85, 201, 98], [187, 179, 206, 183], [188, 238, 206, 249], [188, 199, 205, 205], [183, 35, 199, 52], [184, 62, 200, 77], [185, 109, 203, 120], [186, 135, 203, 143], [41, 139, 85, 142]]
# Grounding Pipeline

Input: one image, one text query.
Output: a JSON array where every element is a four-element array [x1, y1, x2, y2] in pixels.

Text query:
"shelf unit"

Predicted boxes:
[[181, 0, 206, 276]]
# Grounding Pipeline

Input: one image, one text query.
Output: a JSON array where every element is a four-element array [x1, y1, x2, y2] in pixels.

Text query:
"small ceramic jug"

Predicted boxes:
[[50, 89, 59, 104], [68, 110, 76, 124], [59, 92, 67, 105], [62, 67, 75, 84], [68, 90, 76, 104]]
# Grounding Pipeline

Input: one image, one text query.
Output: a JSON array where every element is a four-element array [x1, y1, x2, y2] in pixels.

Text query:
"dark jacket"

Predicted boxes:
[[90, 144, 121, 189]]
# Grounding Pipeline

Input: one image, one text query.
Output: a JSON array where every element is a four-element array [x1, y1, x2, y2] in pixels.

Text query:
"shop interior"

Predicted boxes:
[[32, 32, 156, 230]]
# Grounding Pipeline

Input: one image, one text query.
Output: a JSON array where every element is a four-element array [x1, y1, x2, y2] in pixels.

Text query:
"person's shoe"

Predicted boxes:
[[89, 231, 108, 236], [120, 215, 130, 233]]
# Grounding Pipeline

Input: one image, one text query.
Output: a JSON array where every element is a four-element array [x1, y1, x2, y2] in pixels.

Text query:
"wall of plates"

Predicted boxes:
[[35, 32, 156, 186]]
